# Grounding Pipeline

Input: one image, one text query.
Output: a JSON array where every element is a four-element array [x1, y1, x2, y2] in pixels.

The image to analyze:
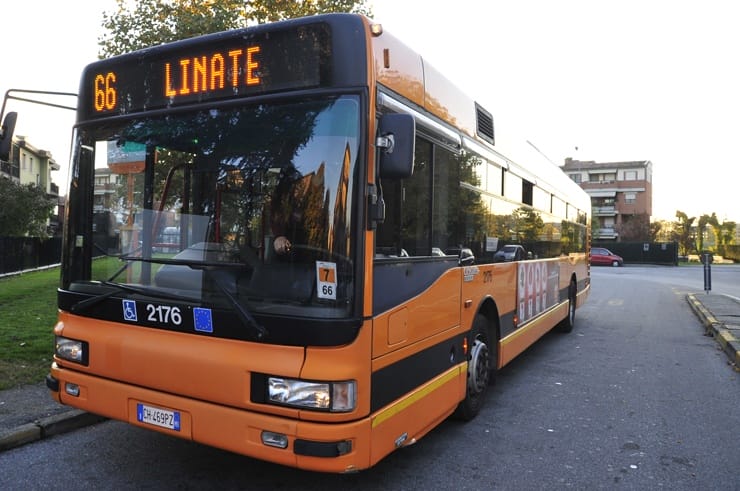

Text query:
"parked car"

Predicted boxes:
[[493, 244, 526, 262], [590, 247, 623, 266], [444, 247, 475, 265]]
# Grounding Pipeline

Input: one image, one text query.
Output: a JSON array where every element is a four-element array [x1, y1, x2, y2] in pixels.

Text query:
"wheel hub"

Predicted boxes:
[[468, 339, 489, 394]]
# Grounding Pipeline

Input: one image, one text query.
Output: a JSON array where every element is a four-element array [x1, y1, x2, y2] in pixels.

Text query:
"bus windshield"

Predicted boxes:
[[64, 95, 360, 318]]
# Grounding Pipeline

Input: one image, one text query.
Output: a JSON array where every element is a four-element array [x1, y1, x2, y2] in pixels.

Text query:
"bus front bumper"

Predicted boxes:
[[47, 363, 372, 473]]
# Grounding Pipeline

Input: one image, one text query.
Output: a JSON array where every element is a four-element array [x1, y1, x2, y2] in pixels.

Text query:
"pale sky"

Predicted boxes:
[[2, 0, 738, 222]]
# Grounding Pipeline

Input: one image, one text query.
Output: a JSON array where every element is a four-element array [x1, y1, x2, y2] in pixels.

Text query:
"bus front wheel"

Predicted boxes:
[[454, 314, 492, 421]]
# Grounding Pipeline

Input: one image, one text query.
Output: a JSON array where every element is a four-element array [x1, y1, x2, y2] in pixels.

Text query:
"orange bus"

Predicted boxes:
[[47, 13, 591, 472]]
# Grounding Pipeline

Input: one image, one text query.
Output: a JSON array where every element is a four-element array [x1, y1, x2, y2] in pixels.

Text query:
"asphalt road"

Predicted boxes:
[[1, 265, 739, 489]]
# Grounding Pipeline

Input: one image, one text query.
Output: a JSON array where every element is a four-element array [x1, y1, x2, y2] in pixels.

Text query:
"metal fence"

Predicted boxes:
[[593, 241, 679, 266], [0, 236, 62, 275]]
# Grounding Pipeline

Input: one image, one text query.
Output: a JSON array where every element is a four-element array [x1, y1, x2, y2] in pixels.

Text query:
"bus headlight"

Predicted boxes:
[[267, 377, 356, 412], [55, 336, 89, 365]]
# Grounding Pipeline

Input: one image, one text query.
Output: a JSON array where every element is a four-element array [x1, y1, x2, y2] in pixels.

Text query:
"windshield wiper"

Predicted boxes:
[[208, 270, 268, 341], [70, 281, 192, 314], [90, 244, 144, 282], [149, 257, 268, 341], [119, 255, 252, 270], [72, 269, 267, 341]]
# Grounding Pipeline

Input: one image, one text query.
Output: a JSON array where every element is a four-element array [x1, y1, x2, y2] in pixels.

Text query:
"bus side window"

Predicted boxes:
[[375, 178, 404, 258], [375, 137, 433, 258]]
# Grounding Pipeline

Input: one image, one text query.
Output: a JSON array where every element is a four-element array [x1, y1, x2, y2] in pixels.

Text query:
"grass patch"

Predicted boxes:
[[0, 256, 164, 389], [0, 267, 60, 389]]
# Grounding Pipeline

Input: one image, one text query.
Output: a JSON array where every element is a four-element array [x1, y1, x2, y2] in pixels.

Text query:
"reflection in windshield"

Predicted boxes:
[[66, 96, 360, 317]]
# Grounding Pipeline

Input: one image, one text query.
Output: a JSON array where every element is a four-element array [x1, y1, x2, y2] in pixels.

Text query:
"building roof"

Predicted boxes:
[[561, 158, 651, 171]]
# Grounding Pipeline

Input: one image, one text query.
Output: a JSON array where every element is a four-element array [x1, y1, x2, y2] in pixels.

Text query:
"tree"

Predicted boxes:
[[649, 219, 665, 242], [512, 207, 544, 244], [245, 0, 372, 24], [707, 213, 720, 249], [0, 179, 56, 238], [696, 213, 720, 252], [717, 220, 737, 246], [615, 213, 651, 242], [673, 210, 695, 256], [100, 0, 372, 57]]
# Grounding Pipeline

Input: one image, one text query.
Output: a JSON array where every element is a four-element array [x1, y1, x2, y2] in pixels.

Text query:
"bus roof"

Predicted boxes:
[[369, 21, 590, 214]]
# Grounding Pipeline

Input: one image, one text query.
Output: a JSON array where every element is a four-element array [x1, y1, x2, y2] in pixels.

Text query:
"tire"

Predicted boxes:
[[612, 260, 620, 267], [557, 279, 577, 333], [454, 314, 494, 421]]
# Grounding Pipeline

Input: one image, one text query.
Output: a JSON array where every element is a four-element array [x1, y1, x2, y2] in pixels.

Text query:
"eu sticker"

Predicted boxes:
[[193, 307, 213, 333], [122, 299, 138, 322], [316, 261, 337, 300]]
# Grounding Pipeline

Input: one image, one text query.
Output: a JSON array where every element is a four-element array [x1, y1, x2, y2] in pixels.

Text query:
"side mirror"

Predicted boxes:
[[0, 112, 18, 161], [377, 113, 414, 179], [459, 248, 475, 266]]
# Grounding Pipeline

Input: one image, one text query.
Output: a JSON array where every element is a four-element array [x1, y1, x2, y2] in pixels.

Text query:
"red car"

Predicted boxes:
[[590, 247, 623, 266]]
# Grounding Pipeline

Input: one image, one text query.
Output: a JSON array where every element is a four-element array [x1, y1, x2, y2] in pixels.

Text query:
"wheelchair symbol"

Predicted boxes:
[[122, 300, 138, 322]]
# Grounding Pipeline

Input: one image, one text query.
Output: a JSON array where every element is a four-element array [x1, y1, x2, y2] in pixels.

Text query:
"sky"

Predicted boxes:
[[2, 0, 738, 222]]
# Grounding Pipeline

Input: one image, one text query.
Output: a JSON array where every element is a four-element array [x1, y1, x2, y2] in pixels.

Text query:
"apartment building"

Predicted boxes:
[[93, 167, 120, 213], [1, 135, 63, 233], [562, 158, 652, 241], [2, 135, 61, 196]]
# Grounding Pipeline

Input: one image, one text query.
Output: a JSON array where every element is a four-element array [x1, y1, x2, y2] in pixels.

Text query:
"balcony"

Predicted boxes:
[[94, 183, 119, 195], [594, 228, 618, 239], [593, 206, 617, 216], [1, 160, 20, 179]]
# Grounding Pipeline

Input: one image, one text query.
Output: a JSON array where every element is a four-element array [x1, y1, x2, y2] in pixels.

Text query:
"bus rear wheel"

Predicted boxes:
[[454, 314, 492, 421], [557, 279, 577, 333]]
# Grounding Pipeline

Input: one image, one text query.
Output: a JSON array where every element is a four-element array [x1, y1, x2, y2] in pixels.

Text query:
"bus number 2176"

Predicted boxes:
[[147, 304, 183, 325]]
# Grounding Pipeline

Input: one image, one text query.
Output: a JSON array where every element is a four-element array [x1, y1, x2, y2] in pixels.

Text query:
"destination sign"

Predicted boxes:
[[82, 24, 330, 118]]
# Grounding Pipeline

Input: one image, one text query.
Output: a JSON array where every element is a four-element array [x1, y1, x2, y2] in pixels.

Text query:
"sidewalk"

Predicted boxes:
[[1, 292, 739, 454], [0, 382, 105, 452], [686, 292, 740, 369]]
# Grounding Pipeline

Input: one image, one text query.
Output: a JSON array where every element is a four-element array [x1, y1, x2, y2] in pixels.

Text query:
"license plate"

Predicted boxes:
[[136, 403, 181, 431]]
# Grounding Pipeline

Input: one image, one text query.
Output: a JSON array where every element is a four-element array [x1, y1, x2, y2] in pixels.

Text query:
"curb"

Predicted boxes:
[[0, 409, 106, 453], [686, 294, 740, 369], [716, 330, 740, 367]]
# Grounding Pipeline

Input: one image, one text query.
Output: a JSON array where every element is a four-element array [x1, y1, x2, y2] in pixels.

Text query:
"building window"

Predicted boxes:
[[624, 192, 636, 204], [589, 173, 615, 183], [624, 170, 637, 180], [569, 173, 581, 183]]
